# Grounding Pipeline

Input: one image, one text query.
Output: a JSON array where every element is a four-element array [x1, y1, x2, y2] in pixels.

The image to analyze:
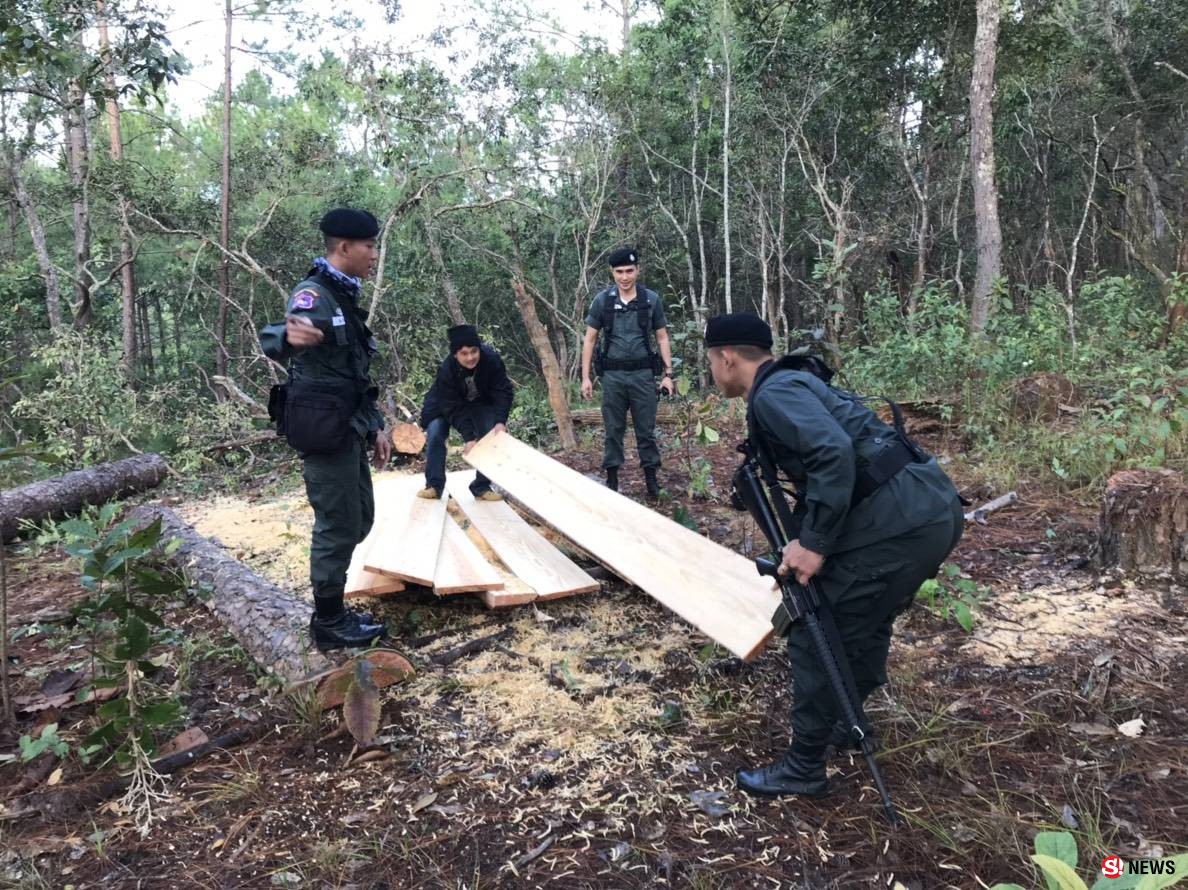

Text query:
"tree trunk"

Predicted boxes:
[[138, 295, 155, 375], [423, 211, 465, 324], [216, 0, 233, 379], [1, 454, 169, 542], [7, 161, 63, 331], [97, 0, 138, 380], [1, 542, 11, 724], [64, 45, 93, 329], [719, 0, 733, 314], [127, 506, 332, 680], [969, 0, 1003, 335], [510, 280, 577, 451]]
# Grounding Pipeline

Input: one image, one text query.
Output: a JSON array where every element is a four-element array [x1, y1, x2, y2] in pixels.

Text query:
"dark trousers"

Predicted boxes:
[[425, 405, 497, 495], [600, 368, 660, 470], [786, 498, 965, 745], [303, 434, 374, 599]]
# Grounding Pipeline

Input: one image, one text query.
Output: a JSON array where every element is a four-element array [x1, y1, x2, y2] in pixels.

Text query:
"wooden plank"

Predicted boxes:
[[464, 431, 779, 660], [362, 475, 447, 587], [447, 472, 599, 601], [478, 587, 539, 610], [346, 473, 411, 597], [433, 517, 505, 595]]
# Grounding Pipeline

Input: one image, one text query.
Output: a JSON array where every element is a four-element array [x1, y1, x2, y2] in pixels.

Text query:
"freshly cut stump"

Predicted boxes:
[[1098, 469, 1188, 581]]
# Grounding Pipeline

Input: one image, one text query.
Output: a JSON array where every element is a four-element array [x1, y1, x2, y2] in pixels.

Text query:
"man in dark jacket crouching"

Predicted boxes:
[[418, 324, 514, 501]]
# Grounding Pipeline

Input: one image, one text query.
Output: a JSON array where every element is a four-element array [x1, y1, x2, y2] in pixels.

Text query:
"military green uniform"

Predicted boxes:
[[259, 263, 384, 606], [587, 286, 666, 470], [749, 364, 963, 746]]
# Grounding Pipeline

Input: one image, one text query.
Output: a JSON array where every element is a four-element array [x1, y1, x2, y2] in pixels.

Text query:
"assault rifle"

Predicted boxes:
[[732, 451, 899, 825]]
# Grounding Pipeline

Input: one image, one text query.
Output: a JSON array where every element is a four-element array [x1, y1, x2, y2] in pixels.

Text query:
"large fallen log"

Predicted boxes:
[[569, 405, 680, 426], [1, 454, 169, 542], [1098, 469, 1188, 581], [128, 504, 331, 680]]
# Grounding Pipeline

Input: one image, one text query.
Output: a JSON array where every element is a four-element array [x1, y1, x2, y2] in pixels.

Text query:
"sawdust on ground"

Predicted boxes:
[[398, 595, 713, 799], [904, 574, 1170, 666], [178, 470, 416, 594]]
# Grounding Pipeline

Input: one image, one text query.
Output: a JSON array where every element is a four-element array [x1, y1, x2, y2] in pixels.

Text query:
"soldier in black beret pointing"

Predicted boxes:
[[259, 208, 389, 651]]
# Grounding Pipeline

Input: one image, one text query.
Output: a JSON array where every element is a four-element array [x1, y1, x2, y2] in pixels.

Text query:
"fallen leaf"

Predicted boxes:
[[1069, 722, 1113, 736], [343, 662, 380, 748], [410, 792, 438, 814], [1060, 804, 1079, 830], [47, 767, 63, 786], [687, 790, 731, 817], [350, 749, 389, 766], [41, 669, 85, 698], [1117, 716, 1145, 738], [158, 727, 209, 758], [14, 693, 73, 714]]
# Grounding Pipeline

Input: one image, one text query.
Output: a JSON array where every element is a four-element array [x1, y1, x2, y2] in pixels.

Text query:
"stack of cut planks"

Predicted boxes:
[[345, 473, 599, 609], [346, 430, 781, 661], [464, 430, 782, 661]]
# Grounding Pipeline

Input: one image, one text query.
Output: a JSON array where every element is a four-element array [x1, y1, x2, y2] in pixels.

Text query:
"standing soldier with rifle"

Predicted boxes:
[[703, 314, 963, 808]]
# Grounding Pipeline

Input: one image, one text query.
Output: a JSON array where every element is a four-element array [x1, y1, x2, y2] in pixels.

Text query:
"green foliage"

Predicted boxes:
[[847, 278, 1188, 489], [19, 722, 69, 762], [56, 510, 187, 768], [915, 564, 987, 633], [987, 830, 1188, 890], [12, 333, 256, 470]]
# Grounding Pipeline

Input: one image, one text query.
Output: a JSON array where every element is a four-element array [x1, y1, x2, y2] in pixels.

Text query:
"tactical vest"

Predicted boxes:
[[593, 287, 662, 376], [744, 356, 928, 507], [274, 273, 378, 455]]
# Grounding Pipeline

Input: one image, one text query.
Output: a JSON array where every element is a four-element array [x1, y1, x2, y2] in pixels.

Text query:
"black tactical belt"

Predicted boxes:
[[601, 357, 654, 372], [851, 439, 916, 503]]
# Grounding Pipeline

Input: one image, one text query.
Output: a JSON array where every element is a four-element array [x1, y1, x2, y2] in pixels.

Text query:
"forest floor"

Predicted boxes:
[[1, 411, 1186, 889]]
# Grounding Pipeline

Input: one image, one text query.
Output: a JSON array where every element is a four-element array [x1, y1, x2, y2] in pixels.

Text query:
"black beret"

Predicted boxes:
[[319, 207, 379, 240], [607, 246, 639, 267], [448, 324, 481, 352], [704, 313, 773, 350]]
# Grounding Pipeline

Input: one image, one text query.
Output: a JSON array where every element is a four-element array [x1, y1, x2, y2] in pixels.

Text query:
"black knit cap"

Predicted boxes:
[[319, 208, 379, 240], [607, 246, 639, 267], [704, 313, 773, 350], [448, 324, 481, 353]]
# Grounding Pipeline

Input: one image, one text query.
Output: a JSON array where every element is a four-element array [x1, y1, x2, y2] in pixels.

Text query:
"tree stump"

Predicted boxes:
[[1, 454, 169, 542], [128, 504, 332, 680], [1098, 469, 1188, 581], [390, 421, 427, 455], [1007, 372, 1080, 423]]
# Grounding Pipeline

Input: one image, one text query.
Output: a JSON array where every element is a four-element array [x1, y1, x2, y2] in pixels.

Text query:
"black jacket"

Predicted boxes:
[[420, 345, 514, 440]]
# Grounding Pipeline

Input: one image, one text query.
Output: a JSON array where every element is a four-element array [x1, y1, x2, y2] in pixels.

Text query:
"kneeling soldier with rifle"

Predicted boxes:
[[704, 314, 963, 815]]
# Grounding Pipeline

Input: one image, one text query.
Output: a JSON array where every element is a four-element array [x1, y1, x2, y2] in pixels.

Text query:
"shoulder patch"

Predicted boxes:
[[289, 289, 319, 311]]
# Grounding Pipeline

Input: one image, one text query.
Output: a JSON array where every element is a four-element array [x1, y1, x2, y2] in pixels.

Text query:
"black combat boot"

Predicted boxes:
[[310, 611, 388, 652], [826, 719, 880, 755], [736, 741, 829, 798], [606, 467, 619, 492], [644, 466, 661, 499], [311, 584, 386, 652]]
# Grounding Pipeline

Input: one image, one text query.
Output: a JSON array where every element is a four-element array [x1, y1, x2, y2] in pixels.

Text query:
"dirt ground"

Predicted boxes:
[[1, 415, 1185, 889]]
